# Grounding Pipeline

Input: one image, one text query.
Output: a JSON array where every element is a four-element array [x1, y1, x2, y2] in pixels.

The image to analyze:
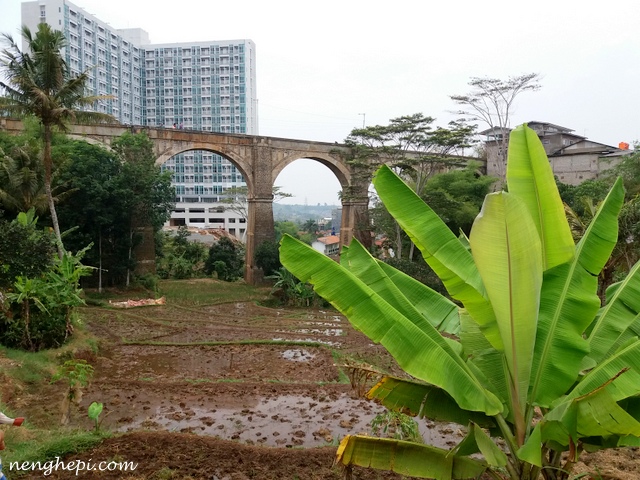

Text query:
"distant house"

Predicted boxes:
[[482, 121, 631, 184], [312, 235, 341, 256]]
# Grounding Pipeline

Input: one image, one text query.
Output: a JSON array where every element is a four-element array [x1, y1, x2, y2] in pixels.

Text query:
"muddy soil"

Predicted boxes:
[[11, 281, 640, 479]]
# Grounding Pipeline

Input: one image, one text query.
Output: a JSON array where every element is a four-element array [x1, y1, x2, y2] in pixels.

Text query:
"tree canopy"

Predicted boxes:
[[55, 133, 174, 287], [0, 23, 116, 257]]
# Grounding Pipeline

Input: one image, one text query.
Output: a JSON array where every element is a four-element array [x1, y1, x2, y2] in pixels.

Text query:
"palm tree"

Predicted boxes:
[[0, 23, 116, 258], [0, 142, 48, 214]]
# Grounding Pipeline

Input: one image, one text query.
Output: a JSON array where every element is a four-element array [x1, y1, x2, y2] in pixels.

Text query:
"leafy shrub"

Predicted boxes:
[[204, 237, 244, 282], [156, 228, 208, 279], [269, 267, 328, 307], [0, 248, 93, 351], [0, 211, 55, 289], [254, 240, 281, 276], [133, 273, 159, 293]]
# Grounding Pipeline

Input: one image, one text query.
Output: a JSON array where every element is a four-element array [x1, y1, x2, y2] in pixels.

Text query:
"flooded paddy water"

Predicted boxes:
[[75, 299, 463, 451]]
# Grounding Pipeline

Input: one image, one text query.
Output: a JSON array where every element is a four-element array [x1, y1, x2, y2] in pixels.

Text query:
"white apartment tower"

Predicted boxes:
[[21, 0, 258, 238]]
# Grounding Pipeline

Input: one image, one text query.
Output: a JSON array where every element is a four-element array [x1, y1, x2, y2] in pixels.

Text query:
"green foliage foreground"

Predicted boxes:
[[280, 124, 640, 480]]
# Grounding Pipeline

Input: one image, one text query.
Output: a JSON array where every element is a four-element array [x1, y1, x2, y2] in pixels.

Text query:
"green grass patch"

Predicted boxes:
[[84, 279, 272, 308], [184, 378, 214, 384], [2, 429, 108, 472], [0, 327, 99, 387], [158, 279, 271, 307], [0, 347, 55, 385]]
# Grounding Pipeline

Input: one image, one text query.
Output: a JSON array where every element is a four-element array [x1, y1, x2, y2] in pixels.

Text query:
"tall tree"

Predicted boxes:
[[56, 139, 125, 289], [450, 74, 541, 178], [422, 162, 497, 235], [345, 113, 476, 258], [0, 23, 116, 258], [111, 132, 174, 285]]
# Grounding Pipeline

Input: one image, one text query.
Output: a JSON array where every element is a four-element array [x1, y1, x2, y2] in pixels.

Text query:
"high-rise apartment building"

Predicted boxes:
[[21, 0, 257, 238]]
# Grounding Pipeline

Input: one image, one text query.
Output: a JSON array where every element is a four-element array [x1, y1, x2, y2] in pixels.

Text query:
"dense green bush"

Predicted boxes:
[[204, 237, 244, 282], [254, 240, 281, 276], [0, 213, 55, 289], [156, 227, 208, 279], [0, 227, 93, 351]]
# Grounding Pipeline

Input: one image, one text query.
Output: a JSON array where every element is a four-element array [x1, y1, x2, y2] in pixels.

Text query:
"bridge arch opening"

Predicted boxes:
[[275, 158, 343, 207], [160, 148, 251, 244], [274, 158, 350, 257]]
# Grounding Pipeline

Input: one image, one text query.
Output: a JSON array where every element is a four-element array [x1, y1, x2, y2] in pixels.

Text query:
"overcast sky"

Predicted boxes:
[[2, 0, 639, 205]]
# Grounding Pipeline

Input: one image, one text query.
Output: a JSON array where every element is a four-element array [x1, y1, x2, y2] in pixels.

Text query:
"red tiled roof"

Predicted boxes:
[[317, 235, 340, 245]]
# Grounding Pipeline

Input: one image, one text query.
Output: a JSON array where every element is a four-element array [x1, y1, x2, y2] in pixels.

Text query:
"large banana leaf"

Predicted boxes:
[[506, 124, 574, 270], [373, 165, 502, 350], [336, 435, 488, 480], [564, 338, 640, 403], [376, 260, 460, 334], [459, 310, 512, 419], [340, 240, 459, 335], [470, 423, 508, 467], [520, 376, 640, 466], [469, 191, 542, 443], [528, 179, 625, 407], [279, 235, 503, 416], [366, 376, 495, 428], [588, 259, 640, 363]]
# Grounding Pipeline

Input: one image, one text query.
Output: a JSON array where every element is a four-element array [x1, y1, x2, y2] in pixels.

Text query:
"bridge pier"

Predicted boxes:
[[245, 196, 275, 284], [339, 179, 371, 251]]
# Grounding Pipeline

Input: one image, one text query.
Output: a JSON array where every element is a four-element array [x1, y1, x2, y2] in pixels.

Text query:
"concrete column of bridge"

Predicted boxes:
[[339, 184, 371, 251], [245, 143, 276, 285], [246, 196, 275, 284]]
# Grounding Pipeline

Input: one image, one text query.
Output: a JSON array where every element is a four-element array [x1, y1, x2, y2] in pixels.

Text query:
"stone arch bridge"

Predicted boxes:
[[1, 119, 375, 284]]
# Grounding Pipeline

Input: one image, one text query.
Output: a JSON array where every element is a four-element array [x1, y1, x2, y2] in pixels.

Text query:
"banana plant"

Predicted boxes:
[[279, 124, 640, 480]]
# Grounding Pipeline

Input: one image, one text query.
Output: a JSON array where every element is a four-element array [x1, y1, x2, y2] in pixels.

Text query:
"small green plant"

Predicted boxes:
[[153, 467, 175, 480], [371, 411, 422, 443], [52, 359, 94, 425], [87, 401, 104, 432], [269, 267, 326, 307]]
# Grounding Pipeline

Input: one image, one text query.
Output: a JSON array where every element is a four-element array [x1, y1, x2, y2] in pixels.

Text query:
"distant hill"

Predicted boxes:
[[273, 203, 340, 223]]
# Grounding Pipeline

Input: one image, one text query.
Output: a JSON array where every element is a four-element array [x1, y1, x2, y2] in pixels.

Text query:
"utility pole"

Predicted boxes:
[[358, 113, 366, 128]]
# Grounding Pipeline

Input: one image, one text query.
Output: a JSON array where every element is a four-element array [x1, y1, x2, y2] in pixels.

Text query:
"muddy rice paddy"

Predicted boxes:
[[9, 279, 640, 479]]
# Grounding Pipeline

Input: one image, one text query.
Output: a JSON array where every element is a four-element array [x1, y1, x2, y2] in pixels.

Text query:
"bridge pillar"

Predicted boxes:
[[339, 184, 371, 251], [246, 196, 275, 284], [245, 143, 276, 285]]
